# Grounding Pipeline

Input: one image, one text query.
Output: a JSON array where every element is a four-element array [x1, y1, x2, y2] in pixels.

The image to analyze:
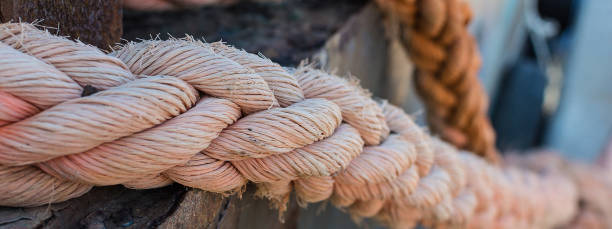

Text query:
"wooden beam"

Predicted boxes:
[[0, 184, 300, 229], [0, 0, 122, 49]]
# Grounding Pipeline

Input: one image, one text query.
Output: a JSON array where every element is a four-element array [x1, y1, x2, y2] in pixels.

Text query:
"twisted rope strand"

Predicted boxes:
[[376, 0, 499, 162], [0, 23, 577, 229]]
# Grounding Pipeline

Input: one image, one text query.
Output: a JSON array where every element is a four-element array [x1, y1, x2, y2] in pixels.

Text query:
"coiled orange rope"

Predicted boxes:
[[375, 0, 499, 163], [0, 23, 577, 228]]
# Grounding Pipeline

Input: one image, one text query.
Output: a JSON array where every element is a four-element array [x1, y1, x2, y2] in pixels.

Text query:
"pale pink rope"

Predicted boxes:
[[0, 23, 578, 229]]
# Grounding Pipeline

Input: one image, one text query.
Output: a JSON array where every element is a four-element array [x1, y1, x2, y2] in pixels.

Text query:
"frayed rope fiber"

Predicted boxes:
[[0, 23, 577, 229]]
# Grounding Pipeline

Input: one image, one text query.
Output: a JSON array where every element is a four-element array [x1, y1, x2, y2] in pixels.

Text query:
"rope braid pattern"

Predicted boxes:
[[375, 0, 499, 162], [0, 23, 577, 228]]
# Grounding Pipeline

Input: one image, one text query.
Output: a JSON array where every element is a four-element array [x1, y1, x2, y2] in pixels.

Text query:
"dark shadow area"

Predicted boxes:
[[123, 0, 368, 66]]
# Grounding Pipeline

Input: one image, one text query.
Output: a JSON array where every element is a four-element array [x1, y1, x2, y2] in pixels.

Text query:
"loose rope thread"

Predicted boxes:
[[375, 0, 499, 163], [0, 23, 577, 229]]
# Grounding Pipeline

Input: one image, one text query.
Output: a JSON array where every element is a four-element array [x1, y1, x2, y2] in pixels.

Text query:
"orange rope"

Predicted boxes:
[[376, 0, 499, 163]]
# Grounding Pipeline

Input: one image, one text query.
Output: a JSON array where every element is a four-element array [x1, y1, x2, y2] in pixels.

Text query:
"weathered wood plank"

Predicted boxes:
[[316, 4, 388, 97], [0, 185, 187, 229], [0, 0, 122, 49], [0, 185, 301, 229], [158, 189, 229, 229]]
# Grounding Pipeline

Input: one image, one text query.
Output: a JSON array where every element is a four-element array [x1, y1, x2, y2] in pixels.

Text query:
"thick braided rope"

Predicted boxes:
[[505, 150, 612, 229], [0, 23, 577, 228], [375, 0, 499, 162]]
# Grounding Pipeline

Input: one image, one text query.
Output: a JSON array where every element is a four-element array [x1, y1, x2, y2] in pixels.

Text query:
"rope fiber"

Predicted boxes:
[[0, 23, 577, 229]]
